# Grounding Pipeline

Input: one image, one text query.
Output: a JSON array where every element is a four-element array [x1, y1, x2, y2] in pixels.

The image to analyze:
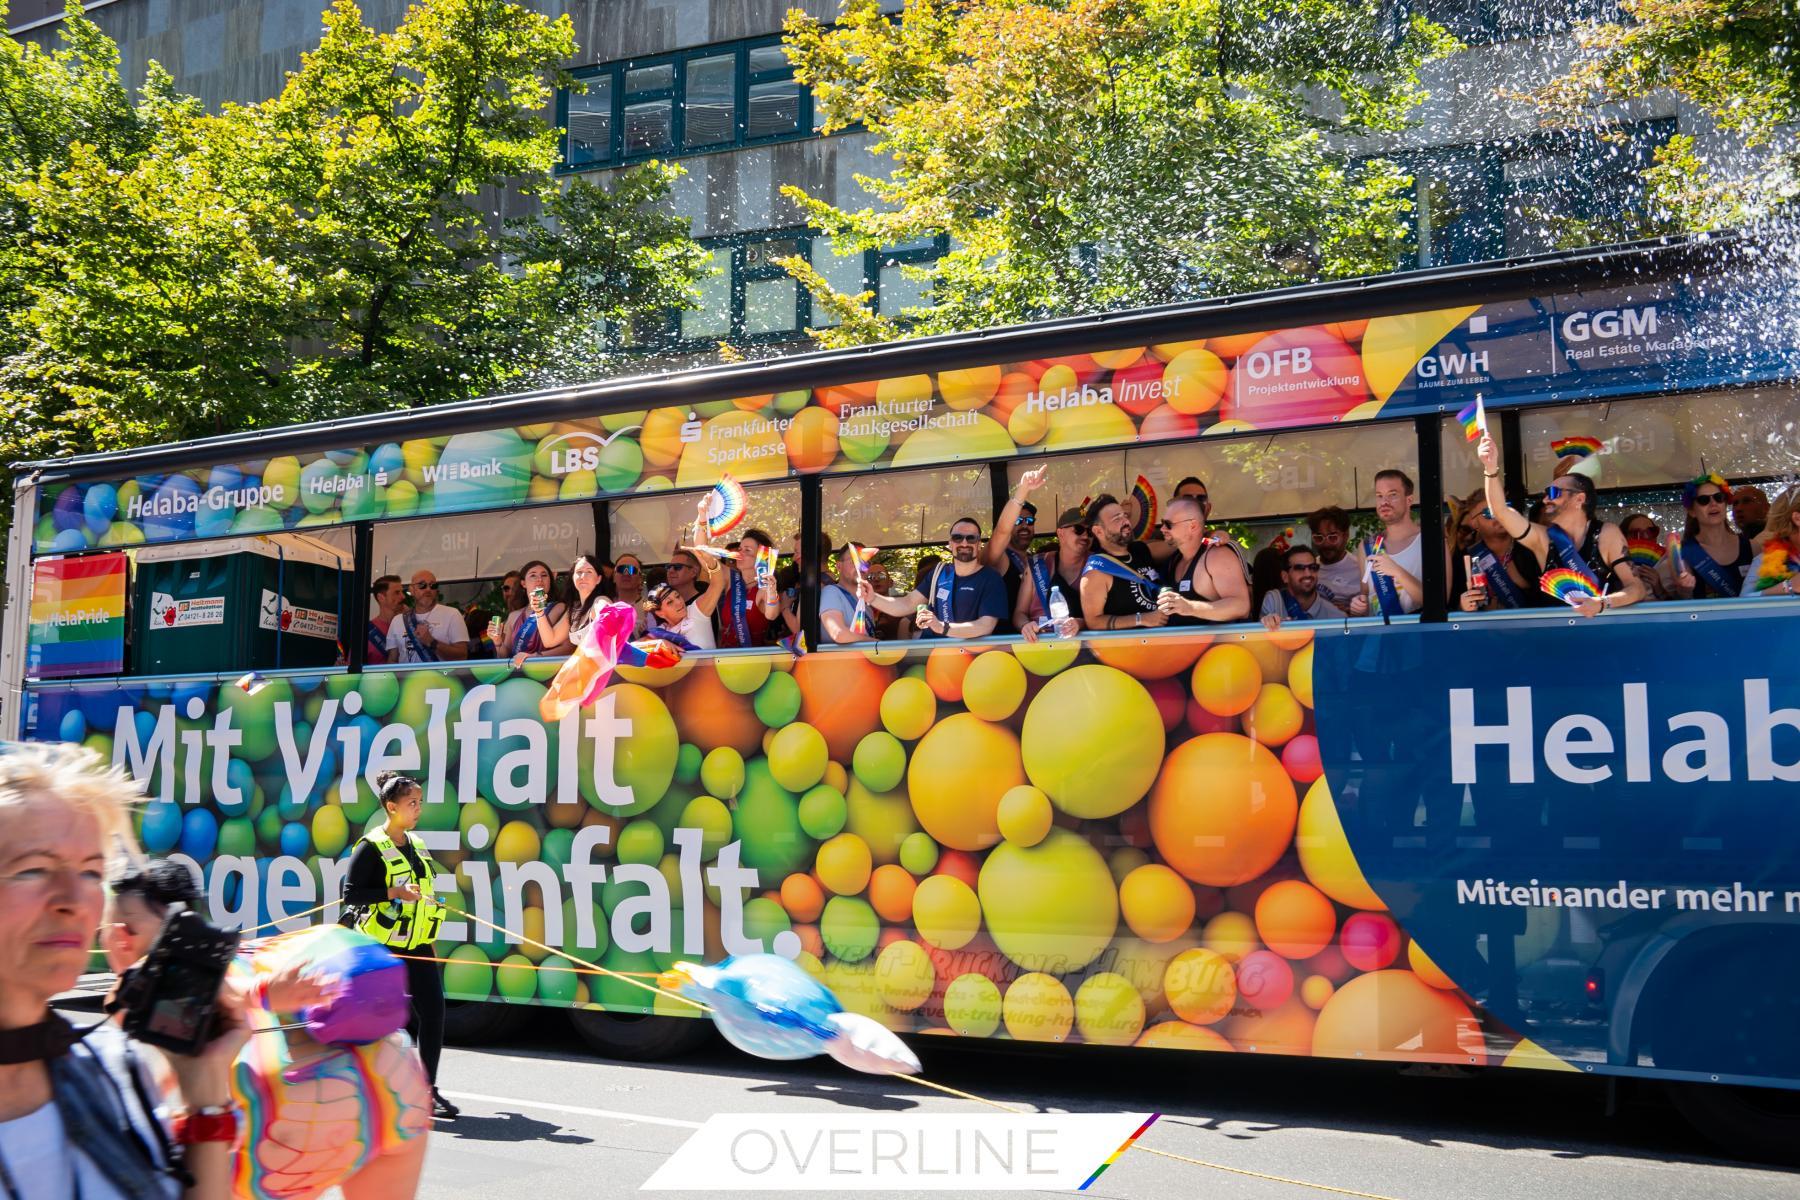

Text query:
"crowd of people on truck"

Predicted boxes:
[[358, 440, 1797, 665]]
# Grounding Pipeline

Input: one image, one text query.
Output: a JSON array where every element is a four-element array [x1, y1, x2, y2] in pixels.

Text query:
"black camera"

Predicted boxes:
[[110, 909, 241, 1056]]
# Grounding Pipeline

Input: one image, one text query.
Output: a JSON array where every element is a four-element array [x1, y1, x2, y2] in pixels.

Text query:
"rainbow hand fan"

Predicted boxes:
[[1540, 568, 1601, 606], [1129, 475, 1159, 542], [704, 474, 749, 537], [1625, 538, 1664, 567], [1550, 436, 1602, 460]]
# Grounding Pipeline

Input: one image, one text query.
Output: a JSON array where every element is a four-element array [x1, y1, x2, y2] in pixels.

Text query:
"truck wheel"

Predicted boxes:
[[444, 999, 528, 1044], [567, 1008, 714, 1061], [1667, 1082, 1800, 1165]]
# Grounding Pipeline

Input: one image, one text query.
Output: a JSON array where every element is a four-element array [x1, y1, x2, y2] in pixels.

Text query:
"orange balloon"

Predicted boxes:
[[666, 666, 764, 756], [791, 922, 825, 960], [639, 407, 690, 469], [1119, 864, 1198, 944], [932, 849, 982, 892], [868, 863, 918, 923], [1091, 634, 1210, 681], [938, 365, 1003, 411], [1163, 947, 1236, 1024], [1263, 623, 1314, 652], [1254, 879, 1338, 960], [815, 379, 880, 414], [1149, 733, 1298, 886], [1206, 330, 1274, 360], [780, 873, 825, 922], [1312, 970, 1487, 1065], [987, 371, 1036, 424], [784, 407, 841, 472], [1090, 346, 1147, 370], [795, 653, 893, 763], [924, 646, 974, 702], [1224, 998, 1317, 1055], [1407, 940, 1458, 990], [1190, 644, 1263, 717], [1135, 1020, 1234, 1051], [1321, 319, 1369, 343], [733, 394, 774, 411]]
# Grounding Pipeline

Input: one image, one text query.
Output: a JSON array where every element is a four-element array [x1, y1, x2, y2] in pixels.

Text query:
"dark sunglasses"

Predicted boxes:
[[1180, 492, 1209, 505], [1289, 563, 1320, 573], [667, 562, 696, 571], [1015, 515, 1035, 527], [1542, 485, 1568, 501], [1059, 524, 1089, 534], [617, 563, 640, 575], [1693, 492, 1728, 506], [949, 533, 981, 544], [411, 582, 438, 590]]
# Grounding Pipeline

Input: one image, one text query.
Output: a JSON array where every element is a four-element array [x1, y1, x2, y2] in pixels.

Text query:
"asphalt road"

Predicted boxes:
[[416, 1020, 1800, 1200]]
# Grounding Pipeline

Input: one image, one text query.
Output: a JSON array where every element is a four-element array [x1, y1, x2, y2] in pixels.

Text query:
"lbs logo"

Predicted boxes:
[[541, 427, 642, 475]]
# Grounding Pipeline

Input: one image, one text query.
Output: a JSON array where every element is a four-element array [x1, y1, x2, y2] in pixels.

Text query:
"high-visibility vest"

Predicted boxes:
[[354, 826, 445, 950]]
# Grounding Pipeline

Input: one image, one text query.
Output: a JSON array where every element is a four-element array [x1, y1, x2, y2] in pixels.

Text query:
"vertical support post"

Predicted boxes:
[[1500, 408, 1527, 508], [800, 474, 823, 650], [347, 521, 375, 673], [1415, 413, 1448, 623]]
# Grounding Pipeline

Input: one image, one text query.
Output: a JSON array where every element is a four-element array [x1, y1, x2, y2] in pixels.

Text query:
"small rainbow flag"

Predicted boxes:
[[1625, 537, 1664, 567], [1077, 1113, 1161, 1191], [1129, 475, 1159, 542], [1550, 436, 1602, 460], [1456, 395, 1487, 442], [754, 544, 778, 586], [704, 473, 749, 537], [1540, 568, 1601, 606], [1753, 540, 1795, 592]]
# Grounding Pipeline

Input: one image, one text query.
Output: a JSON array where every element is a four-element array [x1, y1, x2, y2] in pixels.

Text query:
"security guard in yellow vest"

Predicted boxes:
[[342, 772, 457, 1119]]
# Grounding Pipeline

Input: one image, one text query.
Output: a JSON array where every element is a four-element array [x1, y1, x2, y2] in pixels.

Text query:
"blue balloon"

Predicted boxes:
[[208, 465, 244, 492], [51, 487, 86, 533], [279, 822, 311, 858], [141, 801, 183, 854], [50, 528, 88, 552], [180, 807, 218, 860], [77, 690, 131, 735], [142, 474, 201, 541], [133, 708, 160, 749], [58, 708, 88, 743], [83, 484, 118, 533], [669, 955, 842, 1061], [171, 679, 212, 713], [193, 504, 235, 540], [369, 443, 407, 481], [218, 758, 258, 817]]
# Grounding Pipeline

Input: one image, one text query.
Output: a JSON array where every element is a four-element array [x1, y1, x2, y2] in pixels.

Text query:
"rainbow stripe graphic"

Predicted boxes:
[[1456, 396, 1486, 442], [1550, 436, 1602, 460], [1078, 1112, 1161, 1190], [1540, 568, 1601, 605], [27, 552, 126, 678], [1626, 537, 1665, 567]]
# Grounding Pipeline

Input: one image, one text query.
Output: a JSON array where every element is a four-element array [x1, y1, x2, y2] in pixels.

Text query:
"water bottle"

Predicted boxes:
[[1046, 589, 1071, 634]]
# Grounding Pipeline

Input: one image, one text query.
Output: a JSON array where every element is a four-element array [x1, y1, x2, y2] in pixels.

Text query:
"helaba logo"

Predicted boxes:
[[540, 426, 642, 475]]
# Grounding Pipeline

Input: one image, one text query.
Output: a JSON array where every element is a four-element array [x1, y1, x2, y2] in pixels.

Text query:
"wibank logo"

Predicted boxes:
[[642, 1113, 1158, 1191]]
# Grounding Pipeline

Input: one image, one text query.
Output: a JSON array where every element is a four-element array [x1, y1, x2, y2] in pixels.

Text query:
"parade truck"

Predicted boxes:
[[4, 231, 1797, 1157]]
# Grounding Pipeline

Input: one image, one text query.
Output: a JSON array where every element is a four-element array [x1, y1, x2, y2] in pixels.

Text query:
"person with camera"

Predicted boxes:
[[341, 773, 457, 1120], [0, 741, 244, 1200]]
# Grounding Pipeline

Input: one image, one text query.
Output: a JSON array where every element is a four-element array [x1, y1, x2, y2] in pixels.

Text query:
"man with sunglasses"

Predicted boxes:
[[1304, 506, 1363, 615], [985, 466, 1049, 631], [860, 517, 1007, 639], [1259, 545, 1338, 627], [1146, 476, 1213, 564], [1154, 497, 1251, 624], [387, 570, 469, 661], [1013, 507, 1090, 641], [1477, 434, 1645, 616]]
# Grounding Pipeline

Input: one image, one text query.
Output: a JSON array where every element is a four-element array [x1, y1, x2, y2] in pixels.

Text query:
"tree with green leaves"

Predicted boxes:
[[778, 0, 1457, 346], [1528, 0, 1797, 229], [0, 0, 704, 581]]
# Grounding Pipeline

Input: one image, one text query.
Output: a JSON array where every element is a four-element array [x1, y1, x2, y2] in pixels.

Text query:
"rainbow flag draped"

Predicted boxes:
[[27, 552, 126, 678]]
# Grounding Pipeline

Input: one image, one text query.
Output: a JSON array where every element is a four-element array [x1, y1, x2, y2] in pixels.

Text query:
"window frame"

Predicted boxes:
[[558, 35, 816, 172]]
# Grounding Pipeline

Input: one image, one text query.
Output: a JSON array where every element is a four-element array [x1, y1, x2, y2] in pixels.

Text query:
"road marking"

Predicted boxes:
[[439, 1091, 704, 1130]]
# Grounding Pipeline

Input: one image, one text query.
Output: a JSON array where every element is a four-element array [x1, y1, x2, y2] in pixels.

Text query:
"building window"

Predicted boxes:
[[560, 37, 817, 169], [1413, 0, 1624, 46], [633, 231, 948, 349], [1398, 118, 1674, 268]]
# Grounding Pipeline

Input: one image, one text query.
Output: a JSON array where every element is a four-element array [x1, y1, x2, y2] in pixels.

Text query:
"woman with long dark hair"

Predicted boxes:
[[1671, 474, 1753, 600], [504, 559, 571, 667]]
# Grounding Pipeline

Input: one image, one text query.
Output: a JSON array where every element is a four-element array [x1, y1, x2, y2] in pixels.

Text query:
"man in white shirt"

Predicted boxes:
[[1350, 469, 1425, 617], [387, 570, 469, 662]]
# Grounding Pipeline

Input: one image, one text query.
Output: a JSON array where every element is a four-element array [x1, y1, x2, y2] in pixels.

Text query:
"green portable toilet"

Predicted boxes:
[[130, 534, 350, 675]]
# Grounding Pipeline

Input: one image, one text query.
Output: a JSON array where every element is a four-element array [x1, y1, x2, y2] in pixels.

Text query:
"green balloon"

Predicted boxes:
[[820, 896, 880, 963], [495, 953, 537, 1001], [558, 897, 610, 957], [543, 828, 576, 874], [699, 746, 745, 801], [255, 805, 284, 850], [616, 819, 665, 866], [358, 671, 401, 718], [753, 672, 803, 727], [674, 742, 703, 784], [797, 785, 848, 840], [536, 962, 580, 1005], [412, 780, 459, 832], [443, 944, 494, 999], [853, 731, 907, 793], [458, 797, 500, 854], [597, 946, 661, 1011], [578, 683, 677, 817], [731, 758, 815, 882], [217, 817, 257, 858], [741, 897, 792, 949], [219, 677, 294, 762], [680, 795, 734, 860], [899, 831, 940, 876]]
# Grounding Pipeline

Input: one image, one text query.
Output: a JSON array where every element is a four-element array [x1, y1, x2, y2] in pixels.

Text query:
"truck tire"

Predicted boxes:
[[1667, 1082, 1800, 1165], [443, 998, 528, 1044], [567, 1008, 714, 1061]]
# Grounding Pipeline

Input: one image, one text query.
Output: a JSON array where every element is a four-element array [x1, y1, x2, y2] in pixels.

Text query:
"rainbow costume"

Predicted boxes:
[[229, 926, 431, 1200]]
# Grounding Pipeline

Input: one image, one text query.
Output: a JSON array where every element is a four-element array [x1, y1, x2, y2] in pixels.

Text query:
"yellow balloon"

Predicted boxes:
[[912, 875, 981, 950], [875, 940, 935, 1011], [879, 676, 938, 741], [495, 820, 541, 865], [1408, 940, 1458, 990], [995, 785, 1053, 847], [962, 651, 1027, 722], [1296, 778, 1384, 911], [1288, 642, 1314, 708], [815, 833, 873, 897], [1163, 947, 1236, 1025], [1075, 973, 1146, 1046], [1200, 911, 1259, 963], [1003, 973, 1073, 1042]]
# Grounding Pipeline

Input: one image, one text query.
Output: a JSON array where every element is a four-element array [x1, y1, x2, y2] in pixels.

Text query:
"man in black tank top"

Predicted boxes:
[[1155, 497, 1251, 624], [1079, 494, 1168, 631]]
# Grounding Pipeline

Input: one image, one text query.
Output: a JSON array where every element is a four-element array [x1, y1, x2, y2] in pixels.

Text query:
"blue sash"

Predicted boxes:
[[1364, 539, 1401, 615], [401, 612, 438, 662], [647, 626, 702, 652], [727, 569, 751, 645], [1468, 544, 1526, 609], [1676, 537, 1742, 598], [1082, 554, 1158, 588], [1280, 590, 1309, 621], [510, 611, 540, 655], [932, 564, 954, 623], [1544, 524, 1601, 588], [366, 620, 387, 664], [1009, 548, 1052, 617]]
